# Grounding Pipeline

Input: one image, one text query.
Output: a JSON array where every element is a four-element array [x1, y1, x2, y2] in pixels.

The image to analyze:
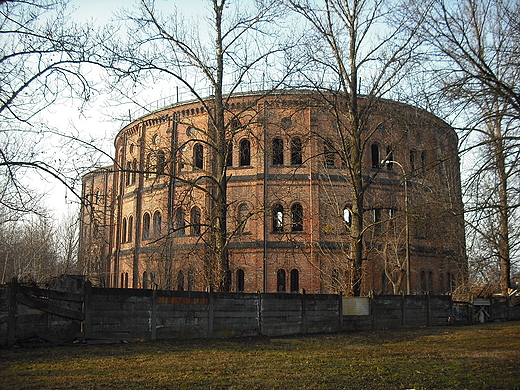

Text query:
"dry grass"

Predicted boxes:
[[1, 321, 519, 389]]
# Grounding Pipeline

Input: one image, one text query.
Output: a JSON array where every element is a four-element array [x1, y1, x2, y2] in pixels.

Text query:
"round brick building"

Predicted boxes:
[[79, 90, 466, 295]]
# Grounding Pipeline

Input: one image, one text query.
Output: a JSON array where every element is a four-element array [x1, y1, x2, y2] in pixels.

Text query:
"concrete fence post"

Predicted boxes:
[[7, 277, 17, 345], [401, 294, 406, 327], [300, 290, 306, 334], [150, 289, 157, 340], [257, 292, 263, 336], [427, 294, 431, 327], [338, 292, 343, 331], [208, 289, 214, 338], [83, 280, 92, 339], [371, 297, 376, 330]]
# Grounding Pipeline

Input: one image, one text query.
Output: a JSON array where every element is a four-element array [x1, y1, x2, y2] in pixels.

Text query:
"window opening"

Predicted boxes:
[[410, 150, 417, 171], [143, 271, 148, 289], [187, 269, 195, 291], [238, 203, 249, 233], [343, 206, 352, 228], [291, 203, 303, 232], [153, 211, 162, 236], [236, 269, 245, 292], [277, 269, 286, 292], [324, 139, 335, 167], [175, 208, 185, 236], [156, 150, 166, 175], [194, 143, 203, 169], [371, 144, 381, 168], [177, 270, 184, 291], [190, 206, 201, 235], [291, 137, 303, 165], [272, 204, 284, 232], [226, 141, 233, 167], [142, 213, 151, 240], [332, 269, 340, 291], [239, 138, 251, 166], [122, 218, 127, 243], [128, 216, 133, 243], [290, 269, 299, 293], [272, 137, 284, 165], [126, 161, 132, 186]]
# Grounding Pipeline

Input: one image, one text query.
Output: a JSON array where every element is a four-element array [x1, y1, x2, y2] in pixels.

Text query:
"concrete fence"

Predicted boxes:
[[1, 278, 519, 345]]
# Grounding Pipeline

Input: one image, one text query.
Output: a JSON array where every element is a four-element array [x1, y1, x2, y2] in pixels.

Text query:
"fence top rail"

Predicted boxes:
[[18, 285, 84, 303]]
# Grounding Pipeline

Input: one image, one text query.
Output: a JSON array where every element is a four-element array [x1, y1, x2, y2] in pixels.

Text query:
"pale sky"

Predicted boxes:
[[42, 0, 208, 218]]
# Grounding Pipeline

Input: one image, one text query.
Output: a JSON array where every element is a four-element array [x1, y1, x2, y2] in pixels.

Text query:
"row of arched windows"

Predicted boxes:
[[272, 137, 303, 166], [173, 206, 201, 236], [277, 269, 300, 292], [272, 203, 304, 232], [189, 136, 304, 171], [121, 211, 162, 243], [122, 202, 354, 242]]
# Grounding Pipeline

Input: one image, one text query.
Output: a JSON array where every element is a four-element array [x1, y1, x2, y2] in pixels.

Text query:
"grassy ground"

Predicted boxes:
[[1, 321, 519, 390]]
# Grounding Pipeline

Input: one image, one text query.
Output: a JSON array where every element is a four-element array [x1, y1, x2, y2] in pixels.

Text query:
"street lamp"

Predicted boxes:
[[382, 159, 411, 295]]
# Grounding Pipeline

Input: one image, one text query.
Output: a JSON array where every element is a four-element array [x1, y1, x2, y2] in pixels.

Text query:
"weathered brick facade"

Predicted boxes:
[[79, 91, 466, 295]]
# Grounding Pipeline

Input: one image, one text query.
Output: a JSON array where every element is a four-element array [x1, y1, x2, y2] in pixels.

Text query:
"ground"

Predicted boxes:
[[0, 321, 519, 389]]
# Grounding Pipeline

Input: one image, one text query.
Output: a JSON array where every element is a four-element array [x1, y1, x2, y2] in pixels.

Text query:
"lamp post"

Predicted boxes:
[[382, 160, 410, 295]]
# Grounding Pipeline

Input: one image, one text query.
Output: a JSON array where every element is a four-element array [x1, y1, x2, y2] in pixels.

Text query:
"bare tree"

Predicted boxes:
[[0, 0, 101, 217], [103, 0, 292, 291], [287, 0, 426, 295], [408, 0, 520, 296]]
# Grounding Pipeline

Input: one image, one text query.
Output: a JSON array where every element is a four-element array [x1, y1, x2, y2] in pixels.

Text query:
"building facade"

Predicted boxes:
[[79, 90, 466, 295]]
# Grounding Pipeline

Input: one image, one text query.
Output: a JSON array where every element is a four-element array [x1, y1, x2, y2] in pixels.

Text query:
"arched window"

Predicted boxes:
[[371, 144, 381, 168], [177, 270, 184, 291], [332, 269, 340, 291], [193, 143, 203, 169], [343, 206, 352, 228], [187, 269, 195, 291], [420, 271, 427, 293], [175, 208, 185, 236], [142, 213, 151, 240], [291, 137, 303, 165], [239, 138, 251, 166], [153, 211, 162, 236], [428, 271, 434, 293], [122, 217, 127, 243], [236, 269, 245, 292], [410, 149, 417, 170], [156, 150, 166, 175], [272, 204, 284, 232], [190, 206, 201, 235], [128, 216, 133, 243], [324, 139, 335, 167], [290, 269, 299, 293], [226, 141, 233, 167], [272, 137, 284, 165], [373, 208, 382, 234], [132, 158, 137, 184], [446, 272, 455, 293], [291, 203, 303, 232], [277, 269, 286, 292], [123, 272, 129, 288], [146, 153, 155, 178], [143, 271, 148, 289], [126, 161, 132, 186], [238, 203, 249, 234], [382, 272, 388, 294]]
